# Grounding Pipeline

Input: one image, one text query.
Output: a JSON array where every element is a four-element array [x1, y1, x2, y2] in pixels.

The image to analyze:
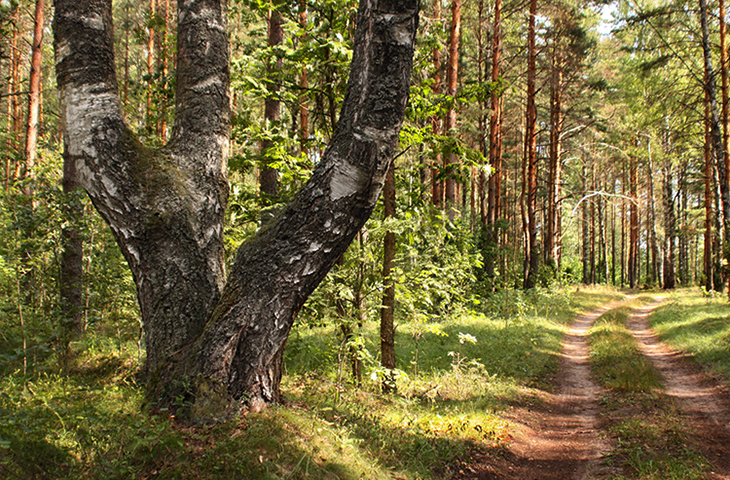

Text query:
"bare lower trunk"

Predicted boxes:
[[24, 0, 45, 193], [444, 0, 461, 219], [380, 162, 396, 393], [523, 0, 538, 289]]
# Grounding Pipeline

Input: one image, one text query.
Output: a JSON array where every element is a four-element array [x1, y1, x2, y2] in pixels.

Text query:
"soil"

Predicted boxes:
[[453, 297, 730, 480]]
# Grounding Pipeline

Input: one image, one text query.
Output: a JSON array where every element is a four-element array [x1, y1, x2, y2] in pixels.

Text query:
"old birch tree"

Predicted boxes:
[[54, 0, 418, 417]]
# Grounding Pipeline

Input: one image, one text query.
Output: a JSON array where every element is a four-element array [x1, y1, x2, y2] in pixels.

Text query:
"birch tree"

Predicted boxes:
[[54, 0, 419, 417]]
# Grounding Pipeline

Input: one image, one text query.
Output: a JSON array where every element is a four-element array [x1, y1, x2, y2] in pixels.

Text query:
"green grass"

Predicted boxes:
[[0, 285, 625, 479], [649, 288, 730, 381], [588, 297, 709, 480]]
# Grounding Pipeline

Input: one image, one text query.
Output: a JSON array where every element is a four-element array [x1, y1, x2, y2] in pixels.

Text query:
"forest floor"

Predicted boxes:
[[455, 296, 730, 480]]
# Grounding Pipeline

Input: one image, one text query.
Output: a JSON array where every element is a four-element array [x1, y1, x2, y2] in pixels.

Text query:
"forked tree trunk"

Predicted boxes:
[[55, 0, 418, 418]]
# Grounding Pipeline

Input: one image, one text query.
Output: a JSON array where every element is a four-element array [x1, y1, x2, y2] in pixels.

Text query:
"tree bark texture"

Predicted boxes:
[[628, 153, 639, 289], [430, 0, 443, 207], [546, 39, 562, 270], [55, 0, 418, 417], [523, 0, 538, 289], [444, 0, 461, 218], [662, 158, 676, 289], [260, 9, 284, 201], [700, 0, 730, 296], [485, 0, 502, 278], [24, 0, 45, 191], [380, 162, 396, 393], [705, 72, 715, 290]]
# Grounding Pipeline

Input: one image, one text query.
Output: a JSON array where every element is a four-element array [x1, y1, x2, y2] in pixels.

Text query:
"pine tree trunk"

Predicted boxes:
[[700, 0, 730, 299], [486, 0, 502, 278], [444, 0, 461, 219], [523, 0, 538, 289], [380, 162, 396, 393], [23, 0, 45, 193], [546, 40, 562, 271], [705, 71, 715, 290], [431, 0, 443, 207], [260, 9, 283, 201], [629, 153, 639, 289]]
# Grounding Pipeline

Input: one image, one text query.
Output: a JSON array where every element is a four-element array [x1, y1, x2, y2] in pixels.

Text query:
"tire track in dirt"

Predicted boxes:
[[626, 297, 730, 479], [456, 301, 622, 480]]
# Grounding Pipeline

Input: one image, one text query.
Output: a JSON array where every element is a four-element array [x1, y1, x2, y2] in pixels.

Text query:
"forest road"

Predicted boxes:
[[454, 300, 623, 480], [626, 297, 730, 480], [455, 296, 730, 480]]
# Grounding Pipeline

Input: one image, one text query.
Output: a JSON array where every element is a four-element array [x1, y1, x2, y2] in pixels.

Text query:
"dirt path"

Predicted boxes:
[[626, 297, 730, 479], [456, 296, 730, 480], [456, 302, 621, 480]]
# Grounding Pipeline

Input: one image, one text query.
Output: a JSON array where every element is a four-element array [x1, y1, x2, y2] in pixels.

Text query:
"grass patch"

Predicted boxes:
[[588, 298, 709, 480], [0, 286, 624, 479], [649, 287, 730, 382]]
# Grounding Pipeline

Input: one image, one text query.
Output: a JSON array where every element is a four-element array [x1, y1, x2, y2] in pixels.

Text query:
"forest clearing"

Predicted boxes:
[[4, 0, 730, 477]]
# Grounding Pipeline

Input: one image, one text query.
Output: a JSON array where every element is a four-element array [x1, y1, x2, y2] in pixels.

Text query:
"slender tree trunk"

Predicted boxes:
[[444, 0, 461, 219], [259, 9, 284, 201], [486, 0, 502, 278], [663, 158, 676, 289], [705, 72, 715, 290], [23, 0, 45, 195], [523, 0, 538, 289], [629, 153, 639, 289], [700, 0, 730, 298], [146, 0, 156, 131], [431, 0, 443, 207], [380, 162, 396, 393], [721, 0, 729, 156], [646, 144, 659, 286], [299, 0, 309, 153], [582, 163, 590, 284], [546, 40, 562, 271]]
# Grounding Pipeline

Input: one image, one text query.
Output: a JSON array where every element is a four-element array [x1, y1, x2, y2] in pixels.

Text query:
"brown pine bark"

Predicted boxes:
[[260, 9, 284, 201], [523, 0, 538, 289], [380, 162, 396, 394], [662, 157, 676, 289], [431, 0, 443, 207], [444, 0, 461, 219], [299, 0, 309, 153], [700, 0, 730, 298], [705, 69, 715, 290], [486, 0, 502, 278], [23, 0, 45, 194], [629, 152, 639, 289], [546, 35, 563, 271], [146, 0, 156, 130], [721, 0, 729, 157]]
